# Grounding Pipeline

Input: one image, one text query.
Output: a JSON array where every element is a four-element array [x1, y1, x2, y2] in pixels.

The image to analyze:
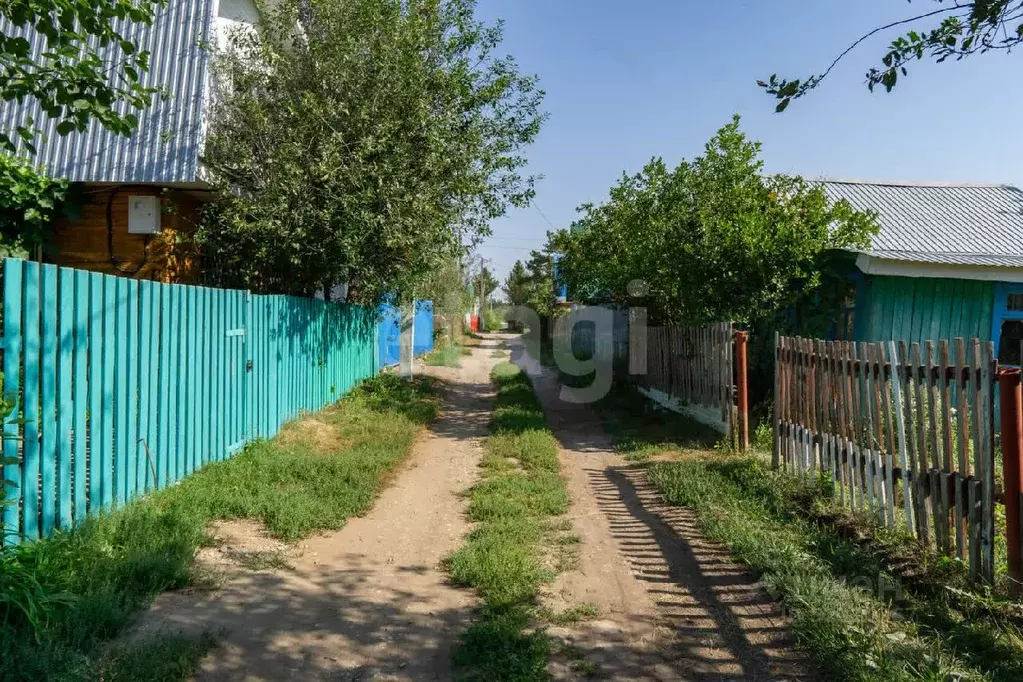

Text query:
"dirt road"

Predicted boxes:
[[136, 342, 501, 681], [507, 336, 815, 681], [136, 332, 811, 681]]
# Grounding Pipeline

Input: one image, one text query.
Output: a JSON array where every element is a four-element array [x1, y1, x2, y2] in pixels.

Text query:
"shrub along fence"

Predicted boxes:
[[772, 335, 1009, 584], [0, 258, 388, 547]]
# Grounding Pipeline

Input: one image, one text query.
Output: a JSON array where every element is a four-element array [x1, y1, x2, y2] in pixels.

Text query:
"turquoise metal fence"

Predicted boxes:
[[0, 258, 377, 545]]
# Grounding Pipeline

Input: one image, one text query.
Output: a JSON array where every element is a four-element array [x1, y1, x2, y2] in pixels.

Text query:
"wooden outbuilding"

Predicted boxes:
[[822, 180, 1023, 365]]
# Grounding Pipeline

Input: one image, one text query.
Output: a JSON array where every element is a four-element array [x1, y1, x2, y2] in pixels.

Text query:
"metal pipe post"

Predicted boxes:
[[734, 329, 750, 452], [999, 367, 1023, 595]]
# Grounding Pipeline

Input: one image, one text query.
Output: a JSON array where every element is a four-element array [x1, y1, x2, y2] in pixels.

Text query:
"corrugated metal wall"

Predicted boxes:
[[0, 0, 213, 184], [855, 275, 995, 344], [1, 258, 378, 545]]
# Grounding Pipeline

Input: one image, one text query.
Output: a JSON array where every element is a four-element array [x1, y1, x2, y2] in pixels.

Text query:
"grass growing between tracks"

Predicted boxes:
[[448, 362, 569, 681], [0, 374, 441, 682]]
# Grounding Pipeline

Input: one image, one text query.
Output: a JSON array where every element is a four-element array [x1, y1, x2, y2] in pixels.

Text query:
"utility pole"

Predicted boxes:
[[399, 303, 415, 379], [475, 256, 491, 333]]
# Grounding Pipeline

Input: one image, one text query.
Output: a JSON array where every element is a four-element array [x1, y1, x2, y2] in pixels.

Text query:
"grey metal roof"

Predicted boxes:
[[821, 180, 1023, 267], [0, 0, 214, 185]]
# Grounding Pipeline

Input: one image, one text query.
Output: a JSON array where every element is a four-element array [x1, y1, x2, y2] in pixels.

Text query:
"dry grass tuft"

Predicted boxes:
[[277, 416, 350, 454]]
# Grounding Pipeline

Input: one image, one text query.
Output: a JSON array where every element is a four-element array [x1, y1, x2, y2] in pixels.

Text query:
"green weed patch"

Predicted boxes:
[[449, 362, 567, 681], [648, 456, 1023, 682]]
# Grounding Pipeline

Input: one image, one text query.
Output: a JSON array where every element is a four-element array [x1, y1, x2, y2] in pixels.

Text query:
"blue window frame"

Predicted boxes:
[[992, 283, 1023, 366]]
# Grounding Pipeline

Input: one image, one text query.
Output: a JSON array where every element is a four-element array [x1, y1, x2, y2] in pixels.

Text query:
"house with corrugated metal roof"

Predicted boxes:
[[0, 0, 263, 282], [821, 179, 1023, 364]]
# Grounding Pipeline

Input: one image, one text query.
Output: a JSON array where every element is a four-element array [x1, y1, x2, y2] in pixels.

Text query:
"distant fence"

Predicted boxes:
[[552, 310, 740, 437], [0, 258, 383, 546], [774, 335, 998, 582], [376, 301, 434, 368], [643, 323, 735, 436]]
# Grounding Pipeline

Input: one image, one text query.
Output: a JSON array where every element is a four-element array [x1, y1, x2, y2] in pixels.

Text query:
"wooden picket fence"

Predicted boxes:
[[773, 335, 997, 582], [0, 258, 380, 546], [644, 323, 734, 435], [550, 311, 737, 436]]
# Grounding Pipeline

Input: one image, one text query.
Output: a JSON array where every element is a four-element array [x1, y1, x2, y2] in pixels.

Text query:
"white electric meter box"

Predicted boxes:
[[127, 195, 161, 234]]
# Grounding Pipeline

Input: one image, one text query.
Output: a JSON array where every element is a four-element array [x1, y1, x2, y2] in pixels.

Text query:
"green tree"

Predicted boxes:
[[503, 260, 530, 307], [199, 0, 546, 305], [477, 266, 499, 302], [421, 255, 472, 340], [762, 1, 1022, 111], [1, 0, 167, 152], [559, 116, 878, 326], [0, 153, 79, 256]]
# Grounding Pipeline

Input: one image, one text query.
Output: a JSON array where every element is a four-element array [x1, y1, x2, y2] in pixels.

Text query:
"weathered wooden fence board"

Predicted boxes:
[[552, 313, 735, 436], [775, 334, 997, 582]]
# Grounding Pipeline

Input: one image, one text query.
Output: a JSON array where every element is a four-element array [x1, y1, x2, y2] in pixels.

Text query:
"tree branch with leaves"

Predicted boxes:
[[0, 0, 167, 152], [762, 0, 1022, 111], [199, 0, 545, 305], [557, 116, 879, 326]]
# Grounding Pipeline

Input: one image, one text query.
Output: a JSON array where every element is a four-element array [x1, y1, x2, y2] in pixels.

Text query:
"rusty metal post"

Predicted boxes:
[[734, 330, 750, 452], [999, 367, 1023, 595]]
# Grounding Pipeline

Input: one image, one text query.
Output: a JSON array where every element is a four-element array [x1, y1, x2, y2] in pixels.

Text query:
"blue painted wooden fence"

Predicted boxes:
[[378, 305, 401, 369], [414, 301, 434, 357], [376, 301, 434, 368], [0, 259, 379, 545]]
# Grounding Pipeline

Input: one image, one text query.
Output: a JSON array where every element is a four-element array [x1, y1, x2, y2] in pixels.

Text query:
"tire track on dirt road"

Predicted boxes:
[[133, 342, 502, 681], [508, 336, 816, 681]]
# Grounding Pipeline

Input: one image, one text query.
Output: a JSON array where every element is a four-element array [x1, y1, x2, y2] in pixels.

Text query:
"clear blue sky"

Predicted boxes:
[[473, 0, 1022, 284]]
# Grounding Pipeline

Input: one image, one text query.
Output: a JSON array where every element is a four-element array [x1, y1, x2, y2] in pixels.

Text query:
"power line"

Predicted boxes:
[[533, 203, 559, 231]]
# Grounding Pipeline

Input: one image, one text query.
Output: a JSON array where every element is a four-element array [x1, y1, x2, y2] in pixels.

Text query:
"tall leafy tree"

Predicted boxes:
[[1, 0, 166, 152], [199, 0, 546, 304], [559, 116, 878, 326], [762, 1, 1022, 111]]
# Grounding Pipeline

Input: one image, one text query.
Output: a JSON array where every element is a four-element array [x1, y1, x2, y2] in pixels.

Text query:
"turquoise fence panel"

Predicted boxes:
[[72, 270, 88, 521], [138, 281, 154, 493], [88, 273, 103, 510], [157, 282, 171, 485], [2, 260, 22, 543], [198, 287, 210, 465], [101, 275, 115, 508], [179, 286, 191, 477], [126, 280, 140, 501], [114, 276, 129, 507], [57, 268, 73, 529], [213, 287, 225, 460], [167, 283, 180, 483], [40, 264, 57, 536], [22, 261, 40, 540], [187, 286, 198, 475], [272, 297, 282, 434], [0, 259, 382, 546], [245, 293, 255, 441]]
